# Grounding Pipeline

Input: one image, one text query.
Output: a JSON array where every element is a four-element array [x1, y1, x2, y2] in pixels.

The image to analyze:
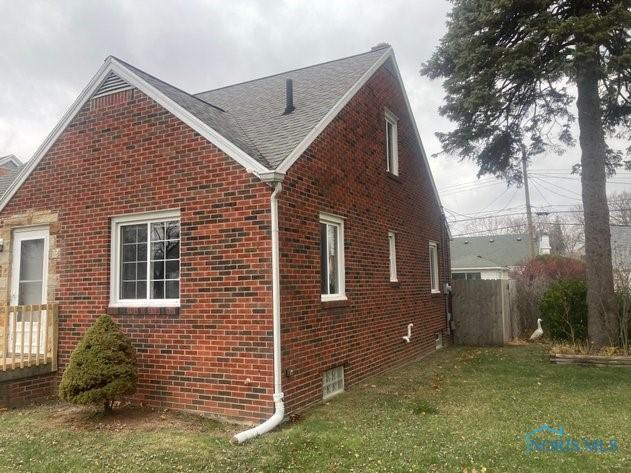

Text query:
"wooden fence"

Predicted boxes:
[[0, 303, 58, 372], [451, 279, 518, 346]]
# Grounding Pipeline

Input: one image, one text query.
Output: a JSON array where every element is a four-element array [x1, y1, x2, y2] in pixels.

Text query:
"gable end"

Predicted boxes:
[[92, 72, 133, 99]]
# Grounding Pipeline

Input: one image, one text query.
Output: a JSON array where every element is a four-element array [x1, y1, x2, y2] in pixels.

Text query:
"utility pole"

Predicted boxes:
[[521, 143, 535, 259]]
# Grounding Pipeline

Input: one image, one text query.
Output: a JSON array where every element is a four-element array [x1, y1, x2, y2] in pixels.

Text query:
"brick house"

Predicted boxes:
[[0, 45, 450, 438]]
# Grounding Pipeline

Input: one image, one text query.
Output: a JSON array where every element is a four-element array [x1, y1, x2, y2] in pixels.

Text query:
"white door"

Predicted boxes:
[[10, 227, 49, 355]]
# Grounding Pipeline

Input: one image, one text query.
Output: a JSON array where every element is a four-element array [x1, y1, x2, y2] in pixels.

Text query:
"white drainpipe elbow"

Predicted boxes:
[[402, 323, 413, 343], [233, 181, 284, 444], [232, 393, 285, 444]]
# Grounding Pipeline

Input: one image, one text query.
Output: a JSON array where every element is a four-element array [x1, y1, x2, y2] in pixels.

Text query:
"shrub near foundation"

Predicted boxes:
[[59, 315, 137, 413]]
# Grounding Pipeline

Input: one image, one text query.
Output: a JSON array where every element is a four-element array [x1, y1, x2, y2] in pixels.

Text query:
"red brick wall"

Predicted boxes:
[[278, 65, 449, 413], [0, 89, 275, 421], [0, 373, 57, 408], [1, 64, 448, 421]]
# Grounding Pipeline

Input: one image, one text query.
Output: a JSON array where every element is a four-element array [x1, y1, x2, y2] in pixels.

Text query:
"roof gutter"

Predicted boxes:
[[233, 175, 284, 443]]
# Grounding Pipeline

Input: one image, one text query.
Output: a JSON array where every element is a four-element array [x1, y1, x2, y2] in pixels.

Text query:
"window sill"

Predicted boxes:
[[107, 306, 180, 316], [431, 290, 442, 297], [386, 172, 401, 183], [390, 281, 401, 287], [321, 299, 350, 309]]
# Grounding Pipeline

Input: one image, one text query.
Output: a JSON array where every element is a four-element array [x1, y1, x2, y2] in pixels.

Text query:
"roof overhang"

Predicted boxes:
[[1, 49, 447, 217]]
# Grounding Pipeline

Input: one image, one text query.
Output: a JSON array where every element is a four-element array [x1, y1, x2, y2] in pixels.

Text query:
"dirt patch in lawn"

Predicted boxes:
[[43, 402, 230, 434]]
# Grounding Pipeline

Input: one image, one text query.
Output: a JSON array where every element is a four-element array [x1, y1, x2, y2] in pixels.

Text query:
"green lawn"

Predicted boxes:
[[1, 345, 630, 472]]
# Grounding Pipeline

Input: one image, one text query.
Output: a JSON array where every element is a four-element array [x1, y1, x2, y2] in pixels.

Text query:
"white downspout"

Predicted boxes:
[[233, 182, 284, 443]]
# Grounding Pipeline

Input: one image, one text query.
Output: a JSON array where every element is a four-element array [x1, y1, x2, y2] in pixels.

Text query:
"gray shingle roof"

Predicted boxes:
[[0, 163, 23, 197], [194, 48, 389, 168], [611, 225, 631, 269], [451, 234, 532, 269], [113, 58, 269, 167]]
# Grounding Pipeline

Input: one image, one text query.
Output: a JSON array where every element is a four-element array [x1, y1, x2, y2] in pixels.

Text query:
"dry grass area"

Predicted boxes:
[[0, 345, 630, 472]]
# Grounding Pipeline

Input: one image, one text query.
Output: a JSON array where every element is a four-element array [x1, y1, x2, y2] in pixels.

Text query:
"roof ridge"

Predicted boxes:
[[110, 56, 228, 113], [193, 47, 390, 96]]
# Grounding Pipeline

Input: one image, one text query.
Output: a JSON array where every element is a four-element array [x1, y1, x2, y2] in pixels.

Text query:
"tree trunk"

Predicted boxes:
[[576, 49, 619, 348]]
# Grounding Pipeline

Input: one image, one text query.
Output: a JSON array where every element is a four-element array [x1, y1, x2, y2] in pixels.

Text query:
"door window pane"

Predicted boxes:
[[19, 239, 44, 282], [18, 281, 43, 305]]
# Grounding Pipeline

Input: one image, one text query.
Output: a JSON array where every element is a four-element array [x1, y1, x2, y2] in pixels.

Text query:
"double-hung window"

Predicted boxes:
[[388, 231, 397, 282], [429, 241, 440, 293], [320, 213, 345, 301], [385, 109, 399, 176], [110, 210, 180, 307]]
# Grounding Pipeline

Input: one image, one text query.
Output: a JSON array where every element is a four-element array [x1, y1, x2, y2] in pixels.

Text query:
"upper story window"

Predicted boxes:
[[385, 109, 399, 176], [388, 231, 397, 282], [429, 241, 440, 293], [110, 210, 180, 307], [320, 213, 346, 302]]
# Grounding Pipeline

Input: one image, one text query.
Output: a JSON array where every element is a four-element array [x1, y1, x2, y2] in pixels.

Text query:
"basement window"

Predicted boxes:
[[322, 366, 345, 400], [110, 210, 180, 307]]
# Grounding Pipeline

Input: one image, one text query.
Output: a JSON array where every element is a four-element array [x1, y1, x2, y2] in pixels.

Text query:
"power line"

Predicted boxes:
[[446, 206, 631, 223]]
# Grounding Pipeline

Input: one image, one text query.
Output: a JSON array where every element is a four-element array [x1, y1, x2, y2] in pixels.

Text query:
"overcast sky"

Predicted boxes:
[[1, 0, 629, 235]]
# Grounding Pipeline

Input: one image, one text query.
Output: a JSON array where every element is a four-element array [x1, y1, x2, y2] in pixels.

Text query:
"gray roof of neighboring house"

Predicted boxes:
[[116, 48, 388, 170], [611, 225, 631, 269], [194, 48, 388, 168], [451, 233, 532, 269], [0, 158, 23, 196]]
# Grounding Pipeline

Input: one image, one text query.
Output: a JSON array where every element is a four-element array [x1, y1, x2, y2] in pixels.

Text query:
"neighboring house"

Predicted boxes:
[[0, 45, 450, 425], [0, 155, 23, 196], [611, 225, 631, 287], [451, 233, 550, 280]]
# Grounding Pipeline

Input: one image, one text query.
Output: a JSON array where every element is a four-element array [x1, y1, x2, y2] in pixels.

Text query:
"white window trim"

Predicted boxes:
[[110, 209, 181, 308], [385, 108, 399, 176], [388, 231, 398, 282], [320, 213, 346, 302], [429, 241, 440, 294]]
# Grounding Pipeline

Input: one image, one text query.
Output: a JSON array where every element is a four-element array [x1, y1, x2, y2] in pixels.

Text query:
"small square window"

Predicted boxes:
[[385, 109, 399, 176], [322, 366, 345, 400]]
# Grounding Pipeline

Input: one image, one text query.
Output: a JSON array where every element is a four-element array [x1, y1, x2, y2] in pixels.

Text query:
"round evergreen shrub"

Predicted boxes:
[[59, 315, 137, 412], [540, 279, 588, 342]]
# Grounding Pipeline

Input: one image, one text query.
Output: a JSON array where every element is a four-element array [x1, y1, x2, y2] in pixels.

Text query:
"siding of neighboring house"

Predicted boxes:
[[453, 268, 508, 280], [0, 88, 276, 421], [279, 66, 449, 413]]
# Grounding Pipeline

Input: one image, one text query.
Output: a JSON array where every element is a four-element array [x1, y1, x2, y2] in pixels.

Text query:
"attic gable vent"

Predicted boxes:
[[92, 72, 132, 99]]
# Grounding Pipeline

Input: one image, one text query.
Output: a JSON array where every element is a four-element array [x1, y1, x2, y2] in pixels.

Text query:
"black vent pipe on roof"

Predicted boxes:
[[284, 79, 295, 114]]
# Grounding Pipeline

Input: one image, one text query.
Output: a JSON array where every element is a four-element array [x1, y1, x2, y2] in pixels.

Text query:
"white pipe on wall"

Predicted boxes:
[[402, 323, 413, 343], [233, 182, 284, 444]]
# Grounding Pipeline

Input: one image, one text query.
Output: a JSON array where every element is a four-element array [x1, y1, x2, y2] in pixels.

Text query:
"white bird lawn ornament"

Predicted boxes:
[[530, 318, 544, 341]]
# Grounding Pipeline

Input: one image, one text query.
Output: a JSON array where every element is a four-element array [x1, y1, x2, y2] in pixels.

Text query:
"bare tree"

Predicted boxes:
[[608, 191, 631, 226]]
